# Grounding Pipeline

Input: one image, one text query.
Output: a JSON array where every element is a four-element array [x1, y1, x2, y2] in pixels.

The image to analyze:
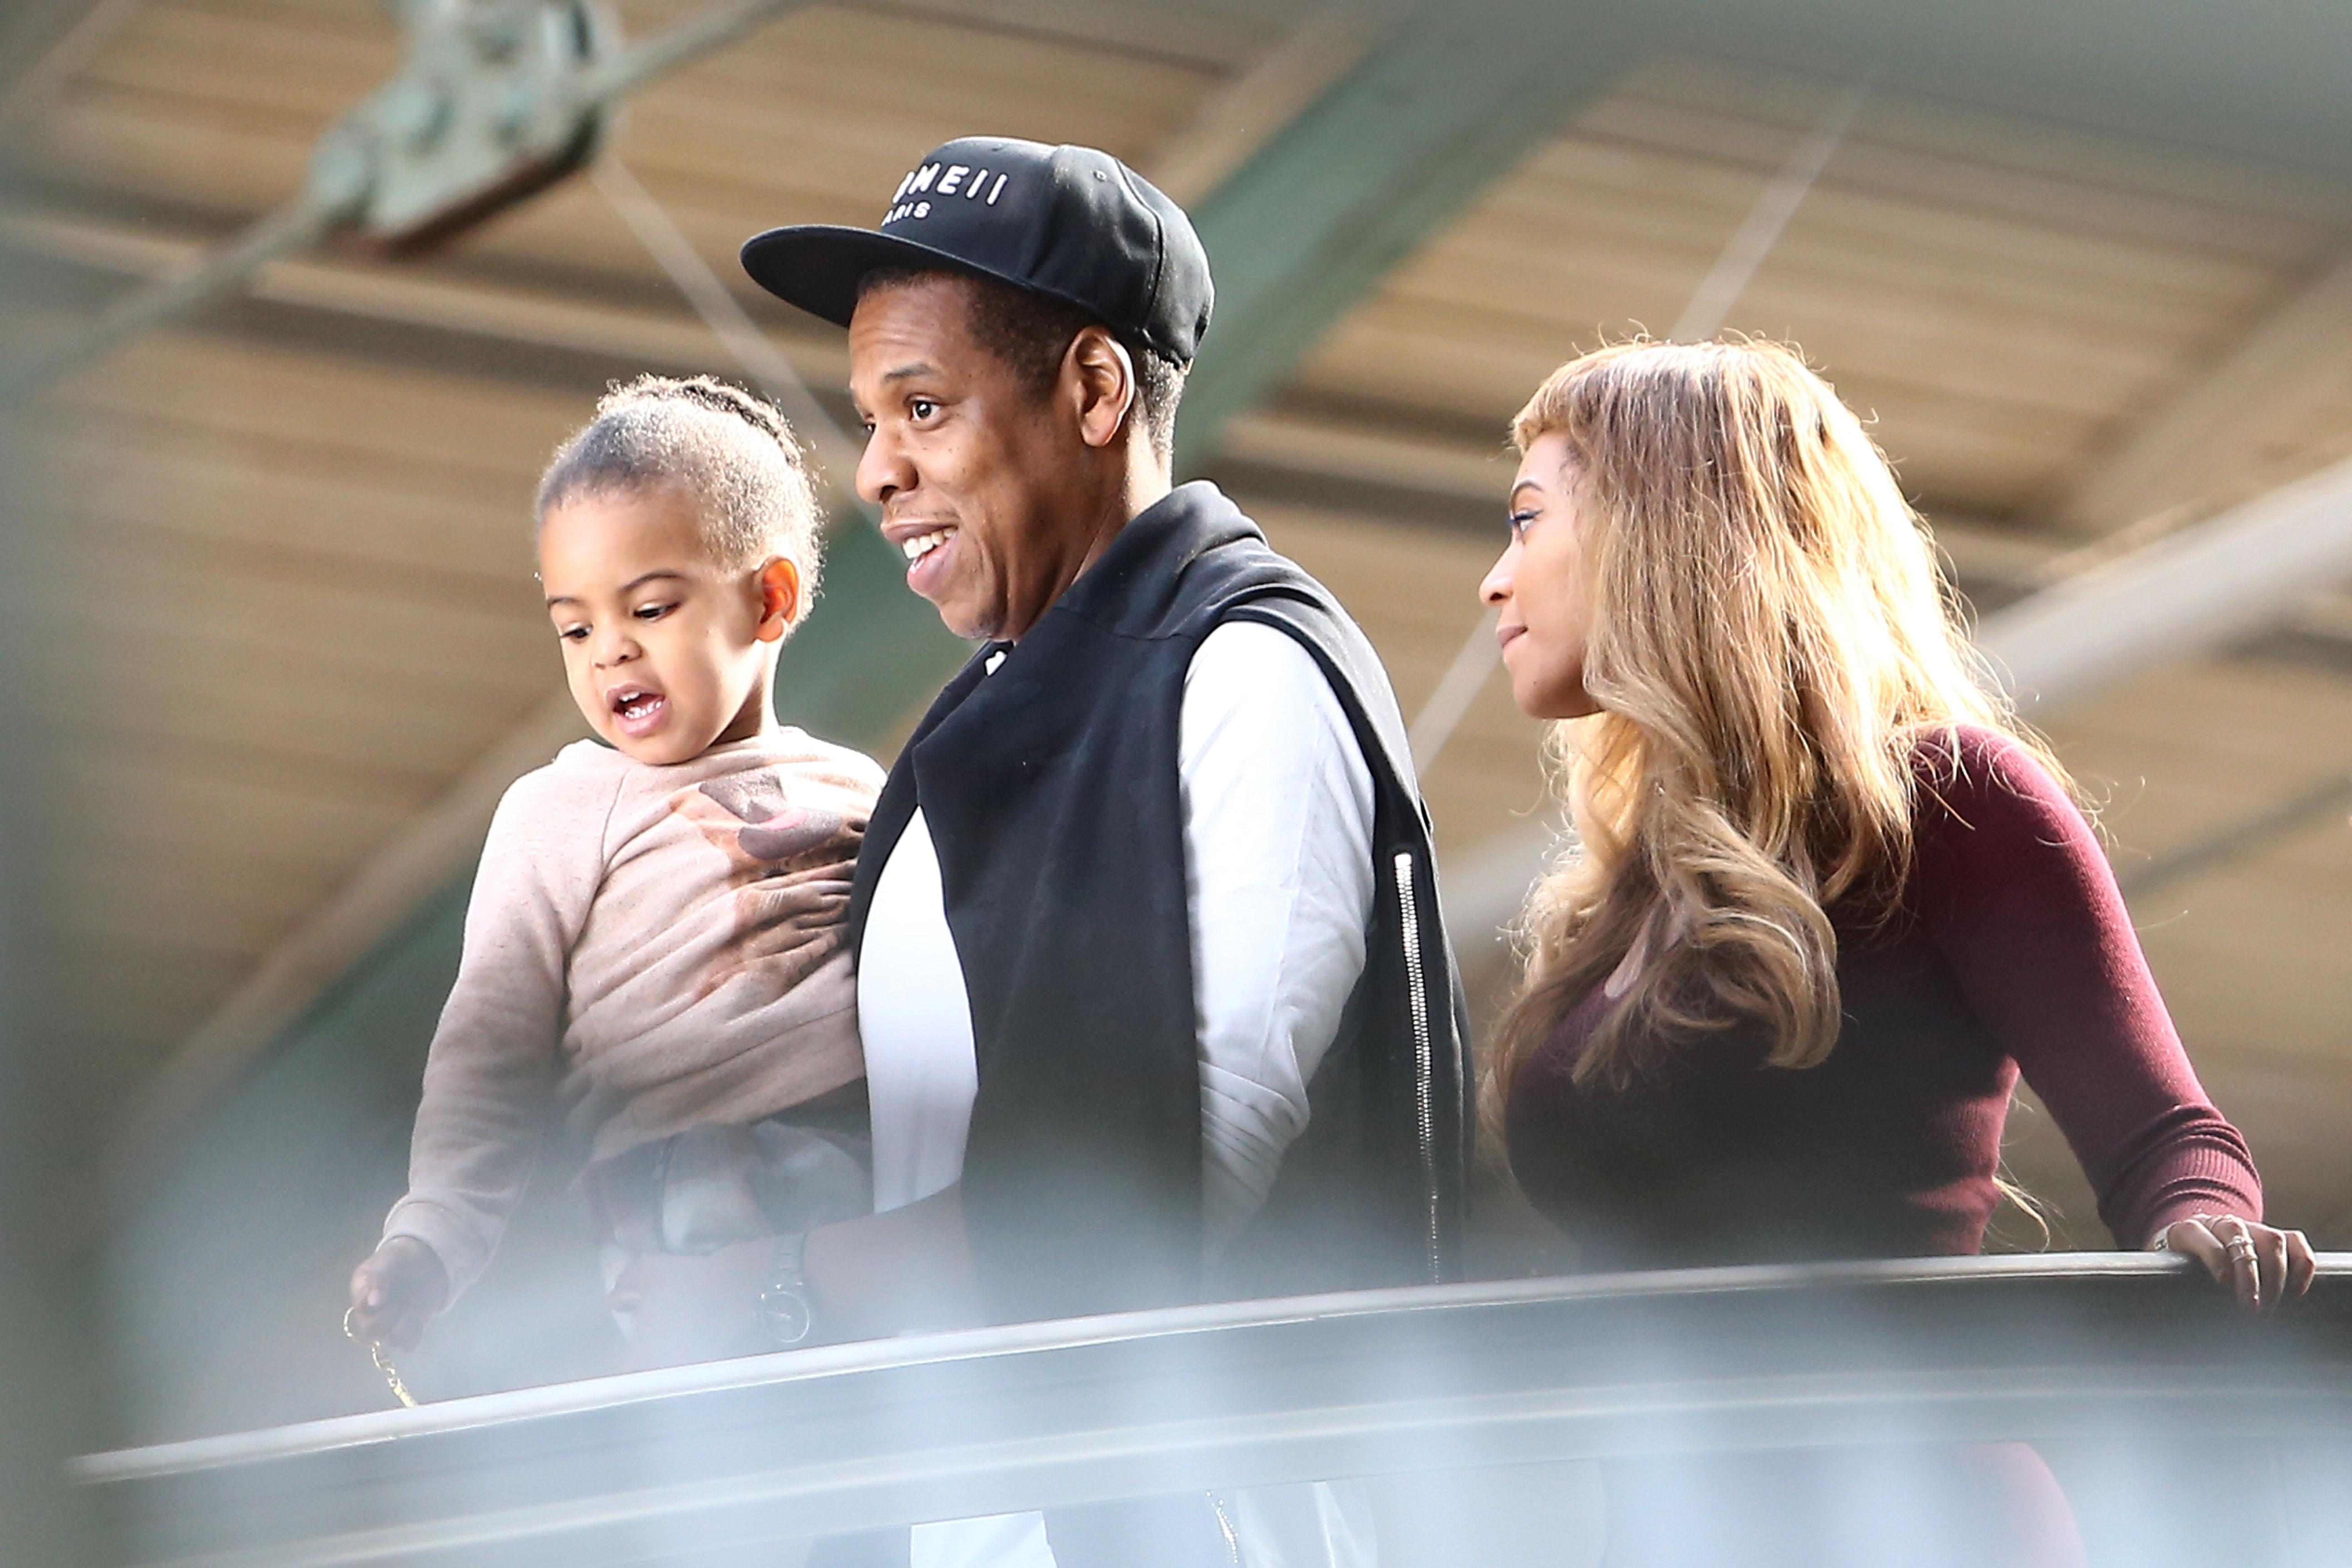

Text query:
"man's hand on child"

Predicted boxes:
[[347, 1237, 449, 1351]]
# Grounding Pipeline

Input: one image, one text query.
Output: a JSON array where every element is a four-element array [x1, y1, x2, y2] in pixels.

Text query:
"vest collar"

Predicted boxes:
[[1041, 480, 1261, 639]]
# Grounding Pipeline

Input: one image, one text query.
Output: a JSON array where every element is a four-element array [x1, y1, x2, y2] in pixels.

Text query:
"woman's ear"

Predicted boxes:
[[1065, 326, 1137, 452], [755, 556, 802, 642]]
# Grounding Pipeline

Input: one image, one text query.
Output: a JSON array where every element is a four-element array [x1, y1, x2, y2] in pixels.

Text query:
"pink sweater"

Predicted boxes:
[[382, 730, 884, 1296]]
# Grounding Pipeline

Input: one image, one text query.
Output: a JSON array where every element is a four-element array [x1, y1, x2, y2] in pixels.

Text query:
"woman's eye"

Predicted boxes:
[[1507, 510, 1538, 540]]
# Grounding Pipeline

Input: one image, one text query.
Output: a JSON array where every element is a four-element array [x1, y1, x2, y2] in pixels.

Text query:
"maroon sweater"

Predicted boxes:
[[1504, 725, 2260, 1269]]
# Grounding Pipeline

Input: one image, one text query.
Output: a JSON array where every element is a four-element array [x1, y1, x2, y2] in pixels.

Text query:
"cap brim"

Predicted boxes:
[[740, 225, 1022, 328]]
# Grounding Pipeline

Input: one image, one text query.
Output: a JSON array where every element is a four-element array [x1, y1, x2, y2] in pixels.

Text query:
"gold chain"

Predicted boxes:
[[343, 1308, 420, 1408]]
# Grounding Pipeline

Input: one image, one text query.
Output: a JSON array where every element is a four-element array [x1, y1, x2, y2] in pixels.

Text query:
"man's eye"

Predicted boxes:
[[909, 397, 938, 421]]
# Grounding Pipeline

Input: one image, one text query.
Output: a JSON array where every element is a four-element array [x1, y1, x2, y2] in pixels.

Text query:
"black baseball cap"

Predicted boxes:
[[740, 136, 1214, 366]]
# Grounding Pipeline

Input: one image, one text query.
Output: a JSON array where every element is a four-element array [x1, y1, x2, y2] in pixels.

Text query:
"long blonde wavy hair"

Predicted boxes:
[[1487, 340, 2069, 1113]]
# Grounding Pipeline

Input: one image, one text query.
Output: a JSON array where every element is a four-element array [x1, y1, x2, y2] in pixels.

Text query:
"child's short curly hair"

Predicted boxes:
[[536, 375, 825, 601]]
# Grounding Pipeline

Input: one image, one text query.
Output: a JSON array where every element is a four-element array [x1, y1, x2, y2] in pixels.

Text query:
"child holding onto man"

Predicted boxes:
[[346, 375, 883, 1366]]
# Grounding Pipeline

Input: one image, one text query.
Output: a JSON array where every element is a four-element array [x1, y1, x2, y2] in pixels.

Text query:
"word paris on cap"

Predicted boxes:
[[881, 157, 1009, 222]]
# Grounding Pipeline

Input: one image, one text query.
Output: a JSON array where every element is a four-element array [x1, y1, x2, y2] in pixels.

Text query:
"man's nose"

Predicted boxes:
[[856, 423, 911, 507]]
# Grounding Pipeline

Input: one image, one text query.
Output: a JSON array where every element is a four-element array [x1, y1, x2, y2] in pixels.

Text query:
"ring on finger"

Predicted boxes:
[[2226, 1237, 2259, 1261]]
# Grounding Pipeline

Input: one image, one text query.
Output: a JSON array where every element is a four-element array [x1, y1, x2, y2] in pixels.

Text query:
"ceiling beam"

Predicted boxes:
[[2, 209, 849, 390], [2053, 250, 2352, 543], [1981, 454, 2352, 716], [107, 3, 1648, 1187]]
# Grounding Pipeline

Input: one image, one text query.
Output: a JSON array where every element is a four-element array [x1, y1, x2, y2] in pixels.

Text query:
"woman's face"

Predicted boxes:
[[1481, 430, 1600, 720]]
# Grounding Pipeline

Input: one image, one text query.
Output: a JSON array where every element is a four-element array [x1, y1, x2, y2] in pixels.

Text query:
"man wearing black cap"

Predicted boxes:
[[738, 137, 1469, 1566]]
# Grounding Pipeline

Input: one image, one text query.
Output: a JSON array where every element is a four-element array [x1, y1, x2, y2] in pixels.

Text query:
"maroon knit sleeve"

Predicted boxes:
[[1908, 726, 2262, 1245]]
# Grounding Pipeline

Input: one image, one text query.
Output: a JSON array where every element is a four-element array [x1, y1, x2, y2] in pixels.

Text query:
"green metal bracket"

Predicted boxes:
[[1177, 0, 1647, 472]]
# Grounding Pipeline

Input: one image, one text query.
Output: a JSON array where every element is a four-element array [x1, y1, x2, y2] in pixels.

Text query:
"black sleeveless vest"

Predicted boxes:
[[846, 481, 1469, 1324]]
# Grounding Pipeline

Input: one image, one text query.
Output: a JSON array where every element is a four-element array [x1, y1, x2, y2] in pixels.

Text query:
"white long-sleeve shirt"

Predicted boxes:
[[859, 620, 1376, 1238], [856, 621, 1378, 1568]]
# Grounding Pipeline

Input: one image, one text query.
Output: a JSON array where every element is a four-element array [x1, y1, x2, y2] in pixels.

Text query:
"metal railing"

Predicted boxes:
[[79, 1253, 2352, 1567]]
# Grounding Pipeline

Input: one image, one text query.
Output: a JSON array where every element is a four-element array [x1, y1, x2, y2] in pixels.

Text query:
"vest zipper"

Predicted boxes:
[[1392, 850, 1442, 1284], [1208, 1490, 1242, 1567]]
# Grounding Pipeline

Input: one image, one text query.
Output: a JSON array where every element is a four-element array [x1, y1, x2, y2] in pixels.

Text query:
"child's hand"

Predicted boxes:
[[347, 1237, 449, 1351]]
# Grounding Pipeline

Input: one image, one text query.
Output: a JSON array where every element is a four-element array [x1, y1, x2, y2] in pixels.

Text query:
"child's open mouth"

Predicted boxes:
[[607, 685, 667, 736]]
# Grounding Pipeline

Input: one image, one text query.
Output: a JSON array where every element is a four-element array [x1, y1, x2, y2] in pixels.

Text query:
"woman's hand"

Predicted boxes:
[[346, 1236, 449, 1350], [2154, 1213, 2317, 1313]]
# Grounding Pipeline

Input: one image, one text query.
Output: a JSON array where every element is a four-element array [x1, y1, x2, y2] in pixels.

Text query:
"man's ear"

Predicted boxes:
[[1065, 325, 1137, 452], [754, 556, 802, 642]]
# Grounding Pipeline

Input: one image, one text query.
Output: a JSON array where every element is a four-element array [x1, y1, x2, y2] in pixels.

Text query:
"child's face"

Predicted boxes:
[[539, 485, 798, 766]]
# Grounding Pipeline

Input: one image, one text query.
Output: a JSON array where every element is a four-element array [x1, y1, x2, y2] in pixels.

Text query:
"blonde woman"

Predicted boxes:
[[1479, 341, 2310, 1563]]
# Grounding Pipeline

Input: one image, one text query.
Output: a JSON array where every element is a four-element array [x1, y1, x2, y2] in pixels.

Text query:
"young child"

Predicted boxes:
[[346, 375, 884, 1365]]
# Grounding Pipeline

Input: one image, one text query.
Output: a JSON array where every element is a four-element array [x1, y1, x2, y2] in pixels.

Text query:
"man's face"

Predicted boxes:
[[848, 275, 1092, 642]]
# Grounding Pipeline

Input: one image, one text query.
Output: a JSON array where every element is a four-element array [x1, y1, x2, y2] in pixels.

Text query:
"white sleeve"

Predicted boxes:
[[1180, 620, 1377, 1259]]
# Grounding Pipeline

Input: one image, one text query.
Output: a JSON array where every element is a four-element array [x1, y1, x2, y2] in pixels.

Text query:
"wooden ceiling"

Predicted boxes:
[[1288, 54, 2352, 527], [7, 0, 2350, 1254]]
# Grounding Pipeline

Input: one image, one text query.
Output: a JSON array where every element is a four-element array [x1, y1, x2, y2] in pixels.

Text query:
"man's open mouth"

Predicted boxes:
[[901, 528, 952, 564]]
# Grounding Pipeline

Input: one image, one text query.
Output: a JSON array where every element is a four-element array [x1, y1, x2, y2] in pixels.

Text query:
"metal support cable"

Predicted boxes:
[[1404, 607, 1499, 771], [1, 190, 357, 400], [1666, 80, 1870, 345], [2117, 773, 2352, 900], [591, 155, 865, 500], [1405, 78, 1871, 777], [576, 0, 807, 106]]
